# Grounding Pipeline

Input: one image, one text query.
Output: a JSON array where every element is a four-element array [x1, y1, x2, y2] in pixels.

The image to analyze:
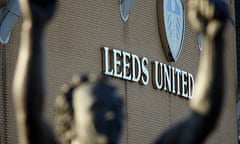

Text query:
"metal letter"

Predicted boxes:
[[175, 68, 181, 95], [153, 61, 164, 89], [113, 48, 123, 78], [131, 53, 141, 82], [163, 64, 172, 92], [172, 66, 176, 94], [188, 73, 194, 99], [103, 47, 113, 76], [141, 57, 149, 85], [122, 51, 131, 80], [181, 70, 188, 98]]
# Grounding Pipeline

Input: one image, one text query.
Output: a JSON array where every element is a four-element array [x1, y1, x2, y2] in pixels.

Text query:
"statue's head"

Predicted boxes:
[[55, 74, 124, 144]]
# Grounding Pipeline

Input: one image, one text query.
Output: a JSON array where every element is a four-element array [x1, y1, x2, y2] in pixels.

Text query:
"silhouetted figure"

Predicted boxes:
[[154, 0, 228, 143]]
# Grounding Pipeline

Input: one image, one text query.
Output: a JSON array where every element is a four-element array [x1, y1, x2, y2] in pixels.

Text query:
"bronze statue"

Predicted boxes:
[[154, 0, 228, 143], [12, 1, 123, 143], [12, 0, 228, 144]]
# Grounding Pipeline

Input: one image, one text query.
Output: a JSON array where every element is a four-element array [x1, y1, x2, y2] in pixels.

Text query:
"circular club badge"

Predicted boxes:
[[157, 0, 185, 61]]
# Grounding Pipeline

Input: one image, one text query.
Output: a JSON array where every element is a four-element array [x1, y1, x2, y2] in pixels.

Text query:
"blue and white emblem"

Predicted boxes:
[[120, 0, 137, 22], [157, 0, 185, 61]]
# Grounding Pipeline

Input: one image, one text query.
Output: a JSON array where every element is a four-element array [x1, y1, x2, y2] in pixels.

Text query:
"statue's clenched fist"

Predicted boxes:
[[19, 0, 57, 25], [188, 0, 228, 38]]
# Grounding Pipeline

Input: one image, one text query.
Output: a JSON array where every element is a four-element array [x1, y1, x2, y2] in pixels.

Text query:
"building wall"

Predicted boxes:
[[0, 0, 238, 143]]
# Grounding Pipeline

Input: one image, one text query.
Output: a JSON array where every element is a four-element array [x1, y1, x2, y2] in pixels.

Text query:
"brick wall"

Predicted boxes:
[[0, 1, 238, 144]]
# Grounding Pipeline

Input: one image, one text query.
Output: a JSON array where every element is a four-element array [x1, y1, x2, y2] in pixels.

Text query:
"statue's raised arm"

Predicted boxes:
[[188, 0, 228, 117], [12, 0, 57, 144], [12, 1, 124, 144], [154, 0, 228, 143]]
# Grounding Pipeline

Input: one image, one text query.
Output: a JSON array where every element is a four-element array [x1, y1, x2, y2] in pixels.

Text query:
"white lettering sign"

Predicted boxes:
[[102, 47, 194, 99]]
